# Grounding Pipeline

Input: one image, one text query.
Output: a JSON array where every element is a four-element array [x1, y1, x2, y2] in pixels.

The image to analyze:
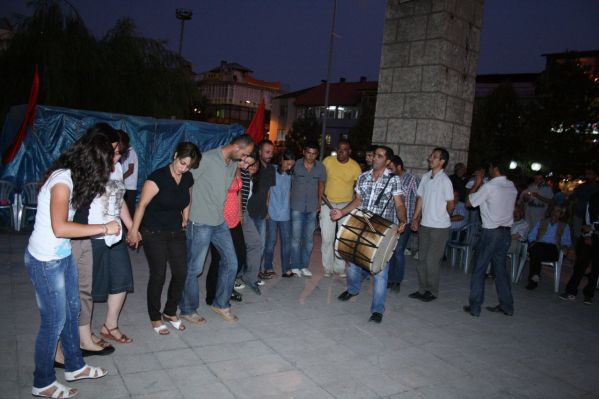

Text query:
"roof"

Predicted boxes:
[[208, 62, 253, 73], [274, 87, 315, 100], [293, 81, 378, 106], [243, 74, 281, 91]]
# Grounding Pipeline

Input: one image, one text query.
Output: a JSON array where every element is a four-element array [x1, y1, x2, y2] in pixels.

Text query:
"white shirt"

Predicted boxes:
[[469, 176, 517, 229], [89, 163, 125, 246], [511, 219, 529, 241], [417, 170, 454, 228], [27, 170, 74, 261], [121, 147, 138, 190]]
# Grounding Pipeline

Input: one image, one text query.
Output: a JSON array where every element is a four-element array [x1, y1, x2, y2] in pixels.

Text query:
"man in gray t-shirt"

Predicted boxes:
[[180, 135, 254, 324], [289, 142, 326, 276]]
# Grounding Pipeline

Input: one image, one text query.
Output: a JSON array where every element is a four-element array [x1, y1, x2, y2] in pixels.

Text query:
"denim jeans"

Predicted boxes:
[[388, 225, 412, 283], [181, 221, 237, 313], [468, 228, 513, 316], [251, 216, 266, 267], [346, 262, 390, 314], [290, 210, 317, 270], [24, 251, 85, 388], [264, 219, 292, 273]]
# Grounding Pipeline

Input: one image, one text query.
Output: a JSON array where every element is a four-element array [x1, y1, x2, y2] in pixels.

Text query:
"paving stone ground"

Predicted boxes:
[[1, 229, 598, 399]]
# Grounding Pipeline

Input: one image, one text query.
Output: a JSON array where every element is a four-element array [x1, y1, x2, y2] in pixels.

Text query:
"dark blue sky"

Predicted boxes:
[[2, 0, 598, 90]]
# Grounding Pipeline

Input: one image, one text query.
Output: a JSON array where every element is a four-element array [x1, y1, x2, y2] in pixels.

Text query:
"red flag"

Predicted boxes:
[[3, 65, 40, 164], [246, 98, 265, 144]]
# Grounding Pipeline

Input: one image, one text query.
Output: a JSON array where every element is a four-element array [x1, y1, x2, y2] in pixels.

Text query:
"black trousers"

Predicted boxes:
[[565, 236, 599, 298], [527, 242, 559, 281], [142, 229, 188, 321], [205, 223, 246, 305]]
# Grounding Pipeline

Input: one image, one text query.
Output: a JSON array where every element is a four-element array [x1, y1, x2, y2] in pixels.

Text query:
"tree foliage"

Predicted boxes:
[[349, 96, 375, 154], [285, 111, 321, 155], [0, 0, 200, 126]]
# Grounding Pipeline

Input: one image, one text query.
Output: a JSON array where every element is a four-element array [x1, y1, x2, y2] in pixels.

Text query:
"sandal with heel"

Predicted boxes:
[[100, 324, 133, 344], [162, 314, 186, 331]]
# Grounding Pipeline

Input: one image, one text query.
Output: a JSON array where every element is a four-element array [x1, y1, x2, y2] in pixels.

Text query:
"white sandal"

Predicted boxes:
[[153, 323, 170, 335], [64, 364, 108, 382], [32, 381, 77, 398], [162, 314, 186, 331]]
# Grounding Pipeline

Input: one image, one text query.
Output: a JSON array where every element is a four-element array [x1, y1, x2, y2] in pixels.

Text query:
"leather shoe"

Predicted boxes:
[[81, 345, 115, 357], [525, 281, 538, 290], [421, 291, 437, 302], [462, 305, 479, 317], [485, 305, 513, 316], [337, 290, 358, 301], [231, 290, 243, 302], [369, 312, 383, 323], [248, 282, 261, 295], [408, 291, 423, 299]]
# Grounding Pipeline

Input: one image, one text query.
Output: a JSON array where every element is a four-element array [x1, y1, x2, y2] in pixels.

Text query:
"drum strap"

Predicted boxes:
[[373, 175, 393, 217]]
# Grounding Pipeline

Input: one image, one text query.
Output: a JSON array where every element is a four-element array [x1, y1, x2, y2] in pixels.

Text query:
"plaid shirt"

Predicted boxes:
[[397, 171, 418, 223], [355, 169, 404, 223]]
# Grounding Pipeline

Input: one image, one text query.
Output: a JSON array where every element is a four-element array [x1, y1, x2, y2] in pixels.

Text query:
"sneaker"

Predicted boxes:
[[323, 272, 331, 277], [526, 281, 538, 290], [404, 249, 412, 256], [291, 268, 302, 277], [301, 269, 312, 277], [210, 306, 239, 322], [256, 279, 265, 286], [408, 291, 424, 299], [413, 252, 419, 260], [583, 297, 593, 305], [234, 280, 246, 290], [338, 272, 347, 278], [558, 293, 576, 301]]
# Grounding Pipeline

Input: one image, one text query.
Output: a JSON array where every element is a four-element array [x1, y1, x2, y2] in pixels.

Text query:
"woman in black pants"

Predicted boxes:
[[127, 142, 201, 334]]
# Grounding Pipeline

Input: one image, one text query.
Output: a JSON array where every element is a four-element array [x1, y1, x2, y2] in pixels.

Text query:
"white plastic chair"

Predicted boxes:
[[18, 182, 38, 230], [446, 222, 481, 273], [516, 247, 564, 293], [507, 242, 528, 283], [0, 180, 18, 229]]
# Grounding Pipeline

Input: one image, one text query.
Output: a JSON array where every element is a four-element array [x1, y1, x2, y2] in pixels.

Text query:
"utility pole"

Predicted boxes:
[[319, 0, 337, 161], [176, 8, 192, 55]]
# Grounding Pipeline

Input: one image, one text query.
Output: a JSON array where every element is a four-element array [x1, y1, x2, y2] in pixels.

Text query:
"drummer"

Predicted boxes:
[[330, 146, 407, 323]]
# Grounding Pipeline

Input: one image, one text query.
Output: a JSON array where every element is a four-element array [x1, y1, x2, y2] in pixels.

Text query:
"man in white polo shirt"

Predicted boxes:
[[463, 161, 518, 317], [410, 147, 455, 302]]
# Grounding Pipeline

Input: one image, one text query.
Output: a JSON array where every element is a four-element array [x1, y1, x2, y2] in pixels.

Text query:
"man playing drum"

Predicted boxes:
[[330, 146, 407, 323]]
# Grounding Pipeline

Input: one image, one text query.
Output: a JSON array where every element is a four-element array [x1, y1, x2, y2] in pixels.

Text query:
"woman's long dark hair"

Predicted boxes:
[[277, 149, 296, 175], [39, 123, 115, 209]]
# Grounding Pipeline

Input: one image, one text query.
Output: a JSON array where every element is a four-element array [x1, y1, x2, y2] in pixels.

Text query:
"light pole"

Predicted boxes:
[[176, 8, 192, 56], [319, 0, 337, 161]]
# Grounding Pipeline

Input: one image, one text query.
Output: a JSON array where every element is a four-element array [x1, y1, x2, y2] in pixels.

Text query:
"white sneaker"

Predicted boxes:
[[323, 272, 331, 277], [291, 268, 302, 277], [413, 252, 419, 260], [338, 273, 347, 278], [301, 269, 313, 277], [404, 249, 412, 256], [256, 280, 265, 286], [234, 280, 245, 290]]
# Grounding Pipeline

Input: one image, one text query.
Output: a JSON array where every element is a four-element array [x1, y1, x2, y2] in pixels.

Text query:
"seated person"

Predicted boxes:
[[449, 189, 468, 241], [526, 206, 571, 290]]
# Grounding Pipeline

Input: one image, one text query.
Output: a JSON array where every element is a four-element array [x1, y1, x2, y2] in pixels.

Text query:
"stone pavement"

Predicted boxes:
[[1, 230, 598, 399]]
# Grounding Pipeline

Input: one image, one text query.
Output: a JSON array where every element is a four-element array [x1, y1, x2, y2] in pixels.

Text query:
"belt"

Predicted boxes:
[[497, 226, 511, 230]]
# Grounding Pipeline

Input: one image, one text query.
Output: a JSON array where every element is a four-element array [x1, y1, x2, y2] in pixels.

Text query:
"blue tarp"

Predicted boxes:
[[0, 105, 245, 189]]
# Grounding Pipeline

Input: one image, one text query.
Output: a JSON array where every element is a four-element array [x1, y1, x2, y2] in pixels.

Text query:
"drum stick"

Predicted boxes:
[[363, 215, 376, 233], [322, 194, 334, 210]]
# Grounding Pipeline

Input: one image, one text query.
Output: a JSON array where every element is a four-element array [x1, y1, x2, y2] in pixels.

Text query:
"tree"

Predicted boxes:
[[285, 111, 321, 155], [0, 0, 199, 126], [348, 96, 375, 154]]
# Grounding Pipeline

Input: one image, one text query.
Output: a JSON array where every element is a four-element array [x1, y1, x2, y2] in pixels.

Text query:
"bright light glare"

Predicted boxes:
[[531, 162, 542, 171], [509, 161, 517, 170]]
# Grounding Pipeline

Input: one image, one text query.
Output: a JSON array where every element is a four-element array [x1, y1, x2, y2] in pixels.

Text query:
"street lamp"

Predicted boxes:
[[176, 8, 192, 56], [509, 161, 517, 170], [531, 162, 542, 172]]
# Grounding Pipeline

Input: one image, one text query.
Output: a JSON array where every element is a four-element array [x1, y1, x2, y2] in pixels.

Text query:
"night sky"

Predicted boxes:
[[1, 0, 598, 90]]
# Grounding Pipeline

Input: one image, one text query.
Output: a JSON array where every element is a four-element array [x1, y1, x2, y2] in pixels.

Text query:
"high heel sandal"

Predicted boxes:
[[100, 324, 133, 344]]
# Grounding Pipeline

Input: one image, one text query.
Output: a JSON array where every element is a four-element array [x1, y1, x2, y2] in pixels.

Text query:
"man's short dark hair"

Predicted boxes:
[[304, 141, 319, 151], [337, 138, 351, 148], [258, 139, 274, 151], [232, 134, 254, 148], [390, 155, 404, 170], [375, 145, 394, 161], [489, 159, 508, 175], [366, 145, 376, 153], [433, 147, 449, 169]]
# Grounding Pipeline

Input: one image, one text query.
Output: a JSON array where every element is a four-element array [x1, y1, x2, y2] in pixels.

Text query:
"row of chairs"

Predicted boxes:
[[0, 180, 38, 231], [445, 222, 566, 293]]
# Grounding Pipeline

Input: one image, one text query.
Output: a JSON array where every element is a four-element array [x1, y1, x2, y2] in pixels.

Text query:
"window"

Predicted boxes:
[[325, 134, 331, 145], [277, 129, 286, 141]]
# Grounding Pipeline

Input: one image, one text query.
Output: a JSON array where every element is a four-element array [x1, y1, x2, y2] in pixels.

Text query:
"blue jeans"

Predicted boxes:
[[24, 251, 85, 388], [290, 210, 317, 270], [346, 262, 390, 314], [388, 225, 412, 283], [251, 217, 266, 268], [468, 228, 514, 316], [264, 219, 292, 273], [181, 221, 237, 313]]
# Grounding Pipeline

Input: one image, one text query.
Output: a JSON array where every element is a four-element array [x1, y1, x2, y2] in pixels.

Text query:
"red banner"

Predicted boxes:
[[246, 98, 265, 144], [3, 65, 40, 164]]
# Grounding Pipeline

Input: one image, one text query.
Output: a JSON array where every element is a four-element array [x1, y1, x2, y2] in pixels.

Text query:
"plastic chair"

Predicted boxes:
[[18, 182, 38, 229], [446, 222, 480, 273], [507, 242, 528, 282], [0, 180, 18, 229], [515, 247, 564, 293]]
